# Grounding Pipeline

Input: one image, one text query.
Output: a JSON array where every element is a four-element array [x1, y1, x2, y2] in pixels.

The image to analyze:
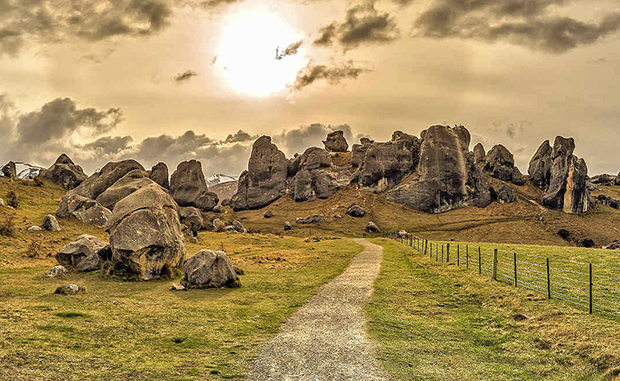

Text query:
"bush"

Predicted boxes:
[[6, 191, 19, 208], [0, 215, 16, 237], [27, 239, 42, 258]]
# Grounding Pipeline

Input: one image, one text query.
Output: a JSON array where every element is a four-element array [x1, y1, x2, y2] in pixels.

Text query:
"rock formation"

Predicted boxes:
[[528, 140, 553, 189], [105, 184, 185, 280], [323, 130, 349, 152], [365, 222, 379, 232], [179, 207, 204, 234], [42, 214, 61, 231], [291, 147, 348, 202], [296, 214, 325, 224], [1, 161, 16, 179], [39, 154, 87, 190], [55, 234, 110, 272], [170, 160, 218, 212], [182, 250, 240, 288], [149, 162, 169, 189], [95, 169, 155, 211], [473, 143, 486, 164], [484, 145, 525, 185], [230, 136, 288, 210], [347, 203, 366, 217], [56, 195, 112, 226]]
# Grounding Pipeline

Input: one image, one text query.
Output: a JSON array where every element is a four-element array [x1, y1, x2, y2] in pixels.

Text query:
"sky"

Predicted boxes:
[[0, 0, 619, 177]]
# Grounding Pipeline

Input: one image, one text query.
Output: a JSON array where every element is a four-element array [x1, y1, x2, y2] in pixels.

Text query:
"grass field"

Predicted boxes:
[[367, 239, 620, 380]]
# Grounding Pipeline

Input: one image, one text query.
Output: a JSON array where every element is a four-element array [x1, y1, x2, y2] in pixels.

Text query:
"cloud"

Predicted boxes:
[[82, 136, 135, 154], [0, 0, 174, 56], [291, 61, 370, 91], [313, 1, 399, 50], [413, 0, 620, 53], [78, 48, 116, 64], [174, 70, 199, 82], [223, 130, 257, 144], [276, 40, 303, 60]]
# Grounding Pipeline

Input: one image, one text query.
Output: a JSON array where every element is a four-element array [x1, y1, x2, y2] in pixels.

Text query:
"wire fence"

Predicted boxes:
[[384, 232, 620, 319]]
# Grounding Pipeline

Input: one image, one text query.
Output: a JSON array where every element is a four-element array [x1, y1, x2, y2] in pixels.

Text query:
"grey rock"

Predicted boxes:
[[496, 184, 516, 204], [27, 226, 43, 232], [333, 214, 343, 219], [232, 220, 247, 233], [55, 234, 108, 272], [484, 145, 515, 182], [347, 203, 366, 217], [171, 283, 186, 291], [231, 136, 288, 210], [42, 214, 61, 232], [170, 160, 218, 212], [95, 169, 155, 211], [528, 140, 553, 189], [264, 210, 273, 218], [283, 221, 292, 230], [213, 218, 226, 232], [591, 174, 614, 186], [365, 222, 379, 233], [473, 143, 486, 164], [291, 147, 346, 202], [295, 214, 325, 224], [46, 265, 68, 277], [149, 162, 169, 189], [106, 184, 186, 280], [1, 161, 16, 179], [604, 240, 620, 250], [39, 154, 87, 190], [57, 194, 112, 227], [323, 130, 349, 152], [182, 250, 240, 288], [54, 284, 84, 295], [179, 207, 204, 234]]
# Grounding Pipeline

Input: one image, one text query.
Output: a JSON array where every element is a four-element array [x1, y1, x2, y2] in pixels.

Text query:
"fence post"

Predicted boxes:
[[441, 245, 444, 263], [436, 244, 438, 261], [492, 249, 498, 280], [589, 263, 593, 314], [513, 253, 517, 287], [430, 242, 433, 257], [446, 243, 450, 262], [546, 258, 551, 299], [425, 240, 428, 256], [457, 245, 460, 267], [478, 247, 482, 275], [466, 245, 469, 269]]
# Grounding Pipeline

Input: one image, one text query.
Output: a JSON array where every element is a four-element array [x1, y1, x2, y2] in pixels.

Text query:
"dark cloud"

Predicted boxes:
[[314, 2, 399, 50], [78, 48, 116, 64], [16, 98, 123, 145], [82, 136, 134, 154], [291, 61, 370, 91], [0, 94, 16, 140], [174, 70, 199, 82], [413, 0, 620, 53], [223, 130, 257, 144], [276, 40, 303, 60], [0, 0, 174, 56]]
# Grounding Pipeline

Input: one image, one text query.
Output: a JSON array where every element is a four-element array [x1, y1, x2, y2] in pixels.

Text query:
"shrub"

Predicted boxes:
[[0, 215, 16, 237], [6, 191, 19, 208], [27, 239, 42, 258]]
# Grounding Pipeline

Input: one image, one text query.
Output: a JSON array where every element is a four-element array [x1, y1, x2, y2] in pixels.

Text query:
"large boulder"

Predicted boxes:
[[323, 130, 349, 152], [542, 136, 589, 214], [295, 214, 325, 224], [182, 250, 240, 288], [39, 154, 87, 190], [496, 184, 516, 204], [230, 136, 289, 210], [386, 125, 492, 213], [56, 194, 112, 227], [55, 234, 110, 272], [212, 218, 226, 232], [354, 131, 420, 192], [95, 169, 155, 210], [179, 207, 204, 234], [528, 140, 553, 188], [347, 203, 366, 217], [149, 162, 169, 189], [473, 143, 486, 164], [1, 161, 16, 179], [484, 145, 516, 182], [291, 147, 347, 202], [105, 184, 186, 280], [170, 160, 218, 212], [42, 214, 61, 232]]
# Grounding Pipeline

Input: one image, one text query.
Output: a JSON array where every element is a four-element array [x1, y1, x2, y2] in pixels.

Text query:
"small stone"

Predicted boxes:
[[190, 237, 198, 244], [46, 265, 68, 277], [333, 214, 343, 219], [283, 221, 292, 231], [263, 210, 273, 218], [28, 226, 43, 232], [0, 198, 4, 207], [365, 222, 380, 233], [233, 220, 247, 233], [42, 215, 61, 232], [54, 284, 85, 295], [171, 283, 186, 291], [347, 203, 366, 217], [234, 265, 245, 275]]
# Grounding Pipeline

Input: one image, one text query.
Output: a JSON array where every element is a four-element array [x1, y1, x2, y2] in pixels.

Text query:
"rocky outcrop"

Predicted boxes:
[[212, 218, 226, 232], [323, 130, 349, 152], [483, 145, 524, 184], [55, 235, 110, 272], [291, 147, 348, 202], [179, 207, 204, 234], [182, 250, 240, 288], [231, 136, 289, 210], [351, 138, 374, 168], [296, 214, 325, 224], [542, 136, 589, 214], [42, 214, 61, 231], [496, 184, 516, 204], [386, 125, 491, 213], [1, 161, 16, 179], [354, 131, 420, 192], [365, 222, 379, 232], [473, 143, 486, 164], [347, 203, 366, 217], [105, 184, 185, 280], [149, 162, 169, 189], [56, 195, 112, 227], [528, 141, 553, 189], [39, 154, 87, 190], [95, 169, 155, 211], [170, 160, 218, 212], [591, 174, 615, 186]]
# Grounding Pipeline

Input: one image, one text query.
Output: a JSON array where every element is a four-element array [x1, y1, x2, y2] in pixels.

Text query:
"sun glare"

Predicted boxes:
[[215, 11, 307, 97]]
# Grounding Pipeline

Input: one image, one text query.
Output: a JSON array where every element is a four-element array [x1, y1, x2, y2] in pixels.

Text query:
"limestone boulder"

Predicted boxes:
[[1, 161, 16, 179], [291, 147, 346, 202], [528, 140, 553, 189], [39, 154, 87, 190], [484, 145, 516, 182], [95, 169, 155, 210], [42, 214, 61, 232], [365, 222, 379, 233], [212, 218, 226, 232], [230, 136, 288, 210], [323, 130, 349, 152], [295, 214, 325, 224], [473, 143, 486, 164], [347, 203, 366, 217], [179, 207, 204, 234], [170, 160, 218, 212], [283, 221, 292, 230], [55, 234, 109, 272], [54, 284, 85, 295], [182, 250, 240, 288], [56, 194, 112, 227], [232, 220, 247, 233], [496, 184, 516, 204], [46, 265, 68, 277], [149, 162, 169, 189], [105, 184, 186, 280]]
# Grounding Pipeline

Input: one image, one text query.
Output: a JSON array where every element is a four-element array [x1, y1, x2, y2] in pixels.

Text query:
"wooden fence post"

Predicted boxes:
[[589, 263, 593, 314], [546, 258, 551, 299], [441, 245, 444, 263], [457, 245, 460, 267], [513, 253, 517, 287], [446, 243, 450, 262], [492, 249, 498, 280], [478, 247, 482, 275], [466, 245, 469, 269], [436, 244, 438, 261]]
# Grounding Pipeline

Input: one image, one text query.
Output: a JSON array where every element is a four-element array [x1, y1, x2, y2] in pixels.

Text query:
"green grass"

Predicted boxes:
[[0, 233, 362, 380], [367, 239, 620, 380]]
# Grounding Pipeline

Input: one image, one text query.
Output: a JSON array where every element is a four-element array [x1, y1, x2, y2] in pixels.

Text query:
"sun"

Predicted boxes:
[[214, 10, 307, 97]]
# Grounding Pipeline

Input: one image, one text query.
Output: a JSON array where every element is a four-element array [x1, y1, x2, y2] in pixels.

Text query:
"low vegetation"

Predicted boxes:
[[368, 239, 620, 380]]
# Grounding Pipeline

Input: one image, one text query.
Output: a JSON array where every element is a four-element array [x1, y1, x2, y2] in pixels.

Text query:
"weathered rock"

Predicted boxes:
[[557, 229, 570, 240], [496, 184, 516, 204], [232, 220, 247, 233], [581, 238, 594, 248], [149, 162, 169, 189], [224, 225, 237, 233], [264, 210, 273, 218], [604, 240, 620, 250], [512, 167, 527, 185], [597, 194, 619, 209], [95, 169, 155, 210], [170, 160, 218, 212], [295, 214, 325, 224], [1, 161, 16, 179], [283, 221, 292, 230], [179, 207, 204, 234], [0, 198, 4, 207], [354, 131, 420, 192], [291, 147, 347, 202], [365, 222, 379, 233], [27, 226, 43, 232], [484, 145, 515, 182], [386, 125, 492, 213], [56, 194, 112, 227], [54, 284, 85, 295], [46, 265, 68, 277], [473, 143, 486, 164], [171, 283, 186, 291], [347, 203, 366, 217], [542, 136, 589, 214], [212, 218, 226, 232], [182, 250, 240, 288], [323, 130, 349, 152], [615, 172, 620, 186], [528, 140, 553, 189], [39, 154, 87, 190], [56, 234, 108, 272], [105, 184, 186, 280], [42, 214, 61, 231], [334, 213, 343, 219]]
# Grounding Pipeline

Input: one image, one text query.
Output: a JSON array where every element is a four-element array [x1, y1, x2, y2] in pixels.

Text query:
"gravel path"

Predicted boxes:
[[247, 238, 390, 381]]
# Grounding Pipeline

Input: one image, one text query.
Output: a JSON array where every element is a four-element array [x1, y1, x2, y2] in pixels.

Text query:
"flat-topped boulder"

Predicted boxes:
[[56, 194, 112, 227], [95, 169, 155, 210], [182, 250, 240, 288], [323, 130, 349, 152], [170, 160, 218, 211], [55, 234, 110, 272], [39, 154, 87, 190]]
